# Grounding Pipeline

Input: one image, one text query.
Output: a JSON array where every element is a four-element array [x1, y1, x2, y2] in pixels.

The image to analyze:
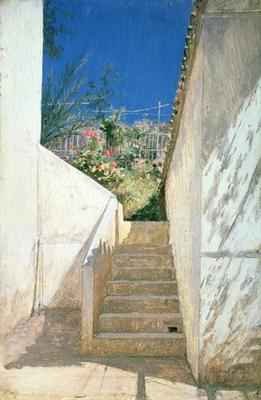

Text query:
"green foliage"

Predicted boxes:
[[72, 127, 165, 220], [111, 162, 163, 220], [116, 147, 139, 169], [41, 58, 116, 145], [130, 191, 164, 221], [72, 134, 164, 220], [114, 125, 146, 168], [123, 125, 146, 142], [100, 112, 124, 150], [72, 139, 123, 190]]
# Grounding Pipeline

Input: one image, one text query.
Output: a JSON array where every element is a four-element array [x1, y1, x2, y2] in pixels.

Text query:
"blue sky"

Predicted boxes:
[[43, 0, 193, 123]]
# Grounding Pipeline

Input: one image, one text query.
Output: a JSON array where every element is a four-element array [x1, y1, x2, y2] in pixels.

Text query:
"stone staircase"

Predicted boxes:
[[91, 222, 186, 358]]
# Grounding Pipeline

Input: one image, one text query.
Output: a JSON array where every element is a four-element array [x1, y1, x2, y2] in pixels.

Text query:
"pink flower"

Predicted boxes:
[[103, 149, 113, 157], [81, 129, 97, 138]]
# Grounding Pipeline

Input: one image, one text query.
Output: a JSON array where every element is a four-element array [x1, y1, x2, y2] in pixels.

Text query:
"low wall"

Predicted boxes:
[[81, 198, 119, 353], [38, 147, 115, 310]]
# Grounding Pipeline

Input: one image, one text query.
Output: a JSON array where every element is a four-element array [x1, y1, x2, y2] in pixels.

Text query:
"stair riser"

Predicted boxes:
[[107, 282, 177, 296], [84, 337, 186, 357], [112, 268, 174, 281], [99, 317, 183, 333], [115, 246, 171, 256], [103, 298, 179, 313], [112, 255, 172, 269]]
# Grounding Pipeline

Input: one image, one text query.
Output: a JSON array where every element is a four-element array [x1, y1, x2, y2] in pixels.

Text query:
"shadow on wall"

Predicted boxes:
[[32, 231, 91, 314], [3, 237, 113, 368], [4, 222, 174, 367]]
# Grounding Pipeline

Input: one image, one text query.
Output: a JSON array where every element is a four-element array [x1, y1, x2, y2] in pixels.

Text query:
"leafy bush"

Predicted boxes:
[[111, 164, 162, 219], [73, 134, 165, 219], [73, 133, 123, 190], [100, 112, 124, 150], [71, 120, 166, 221], [116, 147, 139, 169], [130, 191, 164, 221]]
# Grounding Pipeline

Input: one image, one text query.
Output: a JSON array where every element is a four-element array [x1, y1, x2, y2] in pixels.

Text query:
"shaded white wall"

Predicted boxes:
[[165, 40, 203, 380], [201, 82, 261, 382], [200, 7, 261, 383], [0, 0, 43, 337], [166, 1, 261, 385], [38, 147, 115, 309], [0, 0, 118, 349]]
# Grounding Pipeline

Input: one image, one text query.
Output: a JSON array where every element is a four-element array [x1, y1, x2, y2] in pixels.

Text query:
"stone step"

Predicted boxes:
[[87, 332, 186, 357], [107, 280, 177, 296], [112, 253, 172, 269], [114, 244, 172, 255], [112, 267, 174, 281], [123, 222, 169, 246], [98, 312, 183, 333], [102, 295, 179, 313]]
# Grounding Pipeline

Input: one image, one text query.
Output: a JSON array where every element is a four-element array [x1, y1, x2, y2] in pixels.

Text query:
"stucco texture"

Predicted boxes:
[[165, 39, 203, 379], [38, 147, 114, 309], [166, 9, 261, 385], [0, 0, 43, 339], [0, 0, 117, 353], [206, 0, 261, 12], [200, 15, 261, 384]]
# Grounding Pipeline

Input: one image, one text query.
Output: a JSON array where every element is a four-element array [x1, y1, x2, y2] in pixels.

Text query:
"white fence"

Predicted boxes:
[[47, 129, 170, 163]]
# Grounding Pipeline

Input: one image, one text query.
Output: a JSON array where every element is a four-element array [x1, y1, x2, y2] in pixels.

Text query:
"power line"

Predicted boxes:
[[48, 102, 171, 115]]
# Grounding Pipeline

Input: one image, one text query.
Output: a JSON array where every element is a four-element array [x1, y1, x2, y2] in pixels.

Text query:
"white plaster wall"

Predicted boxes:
[[165, 40, 203, 380], [166, 8, 261, 385], [201, 257, 261, 382], [199, 13, 261, 383], [38, 147, 116, 308], [200, 76, 261, 384], [0, 0, 118, 348], [0, 0, 43, 337], [202, 78, 261, 253]]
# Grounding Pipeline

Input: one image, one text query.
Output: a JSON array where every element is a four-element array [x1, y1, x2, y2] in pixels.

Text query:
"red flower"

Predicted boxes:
[[103, 149, 113, 157], [81, 129, 97, 138]]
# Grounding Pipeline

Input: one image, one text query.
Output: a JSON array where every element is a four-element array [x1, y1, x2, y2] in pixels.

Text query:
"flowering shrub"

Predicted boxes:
[[115, 147, 139, 169], [73, 144, 123, 190], [72, 121, 166, 221], [81, 129, 97, 138], [81, 128, 99, 151], [103, 149, 114, 157]]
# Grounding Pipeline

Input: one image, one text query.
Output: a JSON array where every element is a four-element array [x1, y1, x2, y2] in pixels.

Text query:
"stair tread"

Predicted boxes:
[[115, 245, 171, 252], [105, 295, 178, 300], [113, 253, 170, 258], [96, 332, 184, 339], [112, 266, 173, 270], [99, 312, 182, 319], [108, 280, 176, 284]]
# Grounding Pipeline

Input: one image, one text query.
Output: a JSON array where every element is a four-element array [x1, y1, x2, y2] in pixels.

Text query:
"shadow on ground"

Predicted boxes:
[[4, 308, 194, 383]]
